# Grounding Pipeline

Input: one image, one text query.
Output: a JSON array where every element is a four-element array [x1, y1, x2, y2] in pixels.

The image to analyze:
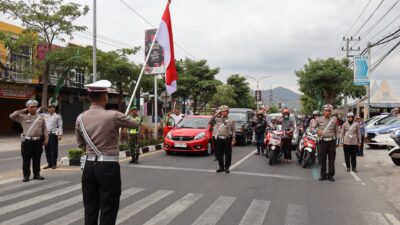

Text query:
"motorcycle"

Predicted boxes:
[[387, 128, 400, 166], [266, 125, 286, 166], [296, 130, 318, 168]]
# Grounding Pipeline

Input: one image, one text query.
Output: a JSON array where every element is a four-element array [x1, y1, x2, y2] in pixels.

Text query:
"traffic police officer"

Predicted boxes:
[[128, 106, 142, 164], [340, 112, 361, 173], [10, 99, 48, 182], [312, 104, 340, 181], [210, 105, 236, 173], [42, 99, 63, 169], [75, 80, 139, 225]]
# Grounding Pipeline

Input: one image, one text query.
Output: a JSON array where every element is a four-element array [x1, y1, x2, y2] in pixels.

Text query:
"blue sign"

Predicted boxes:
[[354, 55, 370, 86]]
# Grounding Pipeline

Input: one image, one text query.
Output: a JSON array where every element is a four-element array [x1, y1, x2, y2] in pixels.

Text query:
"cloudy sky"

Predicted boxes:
[[2, 0, 400, 94]]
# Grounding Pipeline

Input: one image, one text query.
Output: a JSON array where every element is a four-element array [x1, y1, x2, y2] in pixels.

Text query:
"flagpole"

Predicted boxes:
[[154, 74, 158, 139], [125, 27, 160, 115]]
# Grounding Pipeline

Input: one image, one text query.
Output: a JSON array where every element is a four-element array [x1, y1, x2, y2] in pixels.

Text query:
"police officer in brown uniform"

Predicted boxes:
[[75, 80, 139, 225], [210, 105, 236, 173], [10, 100, 48, 182], [340, 112, 361, 173], [312, 104, 339, 181]]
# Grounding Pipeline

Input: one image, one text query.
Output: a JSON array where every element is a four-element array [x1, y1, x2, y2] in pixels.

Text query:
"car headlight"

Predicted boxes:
[[166, 131, 172, 139], [194, 132, 206, 140]]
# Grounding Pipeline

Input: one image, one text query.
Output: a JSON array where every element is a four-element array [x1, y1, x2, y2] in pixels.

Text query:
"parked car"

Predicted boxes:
[[366, 118, 400, 147], [267, 113, 300, 148], [229, 108, 255, 146], [163, 116, 214, 155], [365, 115, 394, 131]]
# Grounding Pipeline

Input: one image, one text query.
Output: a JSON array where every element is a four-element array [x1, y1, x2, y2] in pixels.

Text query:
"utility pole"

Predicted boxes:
[[92, 0, 97, 82], [341, 36, 360, 114], [366, 42, 372, 120], [269, 84, 273, 105]]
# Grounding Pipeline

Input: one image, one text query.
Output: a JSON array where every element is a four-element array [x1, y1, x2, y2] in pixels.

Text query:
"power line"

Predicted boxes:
[[371, 39, 400, 71], [80, 31, 137, 49], [352, 0, 385, 37], [119, 0, 197, 59], [74, 33, 132, 49], [366, 15, 400, 42], [344, 0, 372, 37]]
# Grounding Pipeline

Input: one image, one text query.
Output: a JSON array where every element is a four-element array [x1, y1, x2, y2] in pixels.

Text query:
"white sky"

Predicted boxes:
[[1, 0, 400, 94]]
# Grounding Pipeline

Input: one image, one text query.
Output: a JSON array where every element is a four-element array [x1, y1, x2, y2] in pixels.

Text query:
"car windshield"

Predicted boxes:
[[230, 113, 247, 122], [377, 116, 396, 125], [390, 119, 400, 126], [177, 117, 209, 129]]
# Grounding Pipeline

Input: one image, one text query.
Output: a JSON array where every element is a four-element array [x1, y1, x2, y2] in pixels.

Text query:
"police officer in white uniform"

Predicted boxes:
[[42, 99, 63, 169]]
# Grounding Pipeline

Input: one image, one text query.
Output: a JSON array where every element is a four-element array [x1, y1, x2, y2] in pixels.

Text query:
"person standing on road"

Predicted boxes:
[[277, 108, 295, 162], [356, 116, 365, 156], [9, 100, 48, 182], [252, 110, 268, 155], [312, 104, 340, 182], [42, 100, 63, 169], [127, 106, 142, 164], [210, 105, 236, 173], [167, 108, 184, 126], [340, 112, 361, 173], [210, 109, 221, 161], [75, 80, 139, 225]]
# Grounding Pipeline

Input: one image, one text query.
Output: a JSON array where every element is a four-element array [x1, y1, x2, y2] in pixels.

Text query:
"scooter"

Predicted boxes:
[[296, 130, 318, 168], [387, 128, 400, 166], [267, 125, 286, 166]]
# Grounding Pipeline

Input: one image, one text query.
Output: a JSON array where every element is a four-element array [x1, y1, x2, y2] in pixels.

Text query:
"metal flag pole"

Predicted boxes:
[[154, 74, 158, 139], [125, 27, 160, 115], [93, 0, 97, 82]]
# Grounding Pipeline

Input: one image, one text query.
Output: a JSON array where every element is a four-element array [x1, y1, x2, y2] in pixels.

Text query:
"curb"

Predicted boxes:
[[61, 144, 164, 166]]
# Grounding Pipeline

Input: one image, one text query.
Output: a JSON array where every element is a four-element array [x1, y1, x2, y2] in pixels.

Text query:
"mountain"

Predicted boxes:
[[252, 87, 302, 110]]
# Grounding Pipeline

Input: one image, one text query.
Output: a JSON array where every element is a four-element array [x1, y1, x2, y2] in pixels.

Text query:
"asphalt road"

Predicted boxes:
[[0, 144, 399, 225]]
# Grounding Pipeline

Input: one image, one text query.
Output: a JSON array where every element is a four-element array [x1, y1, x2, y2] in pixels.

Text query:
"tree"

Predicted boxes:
[[210, 84, 236, 107], [300, 95, 318, 115], [227, 74, 254, 108], [296, 58, 365, 107], [0, 0, 89, 106], [267, 105, 280, 113]]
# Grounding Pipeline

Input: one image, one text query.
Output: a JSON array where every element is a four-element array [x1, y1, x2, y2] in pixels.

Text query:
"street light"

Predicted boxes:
[[244, 75, 272, 110]]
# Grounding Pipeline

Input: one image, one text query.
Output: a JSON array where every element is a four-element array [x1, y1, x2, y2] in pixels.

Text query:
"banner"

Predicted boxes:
[[354, 55, 370, 86], [144, 29, 164, 75], [0, 82, 34, 99]]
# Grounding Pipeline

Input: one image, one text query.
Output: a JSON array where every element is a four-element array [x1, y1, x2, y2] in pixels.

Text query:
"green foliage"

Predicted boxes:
[[67, 148, 85, 159], [267, 105, 280, 113], [227, 74, 254, 108], [210, 84, 236, 107], [300, 95, 318, 115]]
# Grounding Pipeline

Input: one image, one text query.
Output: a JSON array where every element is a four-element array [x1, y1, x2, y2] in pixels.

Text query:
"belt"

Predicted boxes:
[[321, 137, 335, 141], [25, 136, 41, 141], [217, 136, 231, 140], [86, 155, 119, 162], [49, 132, 58, 135]]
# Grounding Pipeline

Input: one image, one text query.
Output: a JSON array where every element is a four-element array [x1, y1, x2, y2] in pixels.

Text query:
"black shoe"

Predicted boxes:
[[347, 168, 351, 172], [129, 160, 135, 164], [43, 165, 51, 169], [33, 175, 45, 180], [133, 160, 139, 164], [22, 177, 29, 182], [52, 166, 57, 169], [328, 177, 335, 182], [255, 152, 260, 155], [216, 168, 225, 173], [352, 169, 358, 173], [319, 176, 327, 181], [225, 168, 230, 173]]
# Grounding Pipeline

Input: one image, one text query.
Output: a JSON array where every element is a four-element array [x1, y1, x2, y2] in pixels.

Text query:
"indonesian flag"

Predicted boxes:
[[156, 0, 178, 95]]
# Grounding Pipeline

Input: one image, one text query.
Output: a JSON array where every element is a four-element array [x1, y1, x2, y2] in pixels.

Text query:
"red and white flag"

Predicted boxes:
[[156, 0, 178, 95]]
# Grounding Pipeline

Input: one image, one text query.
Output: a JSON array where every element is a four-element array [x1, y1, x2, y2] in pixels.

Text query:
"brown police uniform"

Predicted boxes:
[[340, 121, 361, 171], [10, 107, 48, 180]]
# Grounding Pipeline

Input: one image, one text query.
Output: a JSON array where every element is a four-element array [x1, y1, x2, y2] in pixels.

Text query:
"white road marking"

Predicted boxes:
[[0, 177, 21, 185], [238, 199, 270, 225], [0, 181, 68, 202], [342, 163, 364, 184], [0, 183, 81, 216], [128, 165, 305, 181], [143, 193, 203, 225], [230, 150, 257, 170], [0, 156, 20, 162], [0, 179, 37, 194], [192, 196, 236, 225], [384, 213, 400, 225], [363, 211, 390, 225], [117, 190, 174, 224], [44, 187, 144, 225], [285, 203, 308, 225]]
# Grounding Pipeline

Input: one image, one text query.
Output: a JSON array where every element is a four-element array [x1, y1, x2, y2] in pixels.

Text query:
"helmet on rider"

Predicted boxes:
[[256, 110, 264, 116], [282, 108, 290, 115], [312, 110, 320, 116]]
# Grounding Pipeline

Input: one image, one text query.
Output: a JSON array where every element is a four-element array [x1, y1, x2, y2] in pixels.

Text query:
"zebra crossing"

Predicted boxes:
[[0, 179, 399, 225]]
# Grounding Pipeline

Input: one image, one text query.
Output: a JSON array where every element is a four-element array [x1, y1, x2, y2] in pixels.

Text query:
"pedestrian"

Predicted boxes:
[[167, 108, 184, 126], [42, 99, 63, 169], [210, 105, 236, 173], [252, 110, 268, 155], [356, 116, 365, 156], [340, 112, 361, 173], [277, 108, 295, 162], [76, 80, 139, 225], [127, 106, 142, 164], [9, 100, 48, 182], [312, 104, 339, 182]]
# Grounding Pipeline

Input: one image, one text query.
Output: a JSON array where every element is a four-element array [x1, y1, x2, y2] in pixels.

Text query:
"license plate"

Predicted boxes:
[[174, 142, 187, 148]]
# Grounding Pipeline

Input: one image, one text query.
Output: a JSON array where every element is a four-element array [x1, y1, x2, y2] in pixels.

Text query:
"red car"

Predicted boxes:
[[163, 116, 215, 155]]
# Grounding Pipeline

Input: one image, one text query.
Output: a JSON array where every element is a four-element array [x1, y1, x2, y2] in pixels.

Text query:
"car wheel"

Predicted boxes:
[[205, 141, 212, 156], [165, 151, 172, 155], [392, 157, 400, 166]]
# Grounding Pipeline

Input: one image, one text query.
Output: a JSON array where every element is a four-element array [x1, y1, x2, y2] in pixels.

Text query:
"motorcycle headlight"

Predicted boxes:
[[194, 132, 205, 140], [307, 142, 313, 147], [166, 131, 172, 139]]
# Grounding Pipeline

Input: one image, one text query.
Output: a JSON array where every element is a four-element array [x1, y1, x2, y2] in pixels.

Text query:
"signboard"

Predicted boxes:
[[0, 83, 34, 99], [354, 55, 370, 86], [255, 90, 262, 102], [144, 29, 164, 74]]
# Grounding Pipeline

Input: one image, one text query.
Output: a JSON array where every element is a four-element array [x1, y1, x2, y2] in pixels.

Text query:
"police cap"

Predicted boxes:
[[26, 100, 38, 107], [85, 80, 112, 93], [219, 105, 229, 112]]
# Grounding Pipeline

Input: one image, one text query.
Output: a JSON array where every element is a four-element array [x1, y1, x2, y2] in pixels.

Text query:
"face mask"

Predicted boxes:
[[284, 115, 289, 119]]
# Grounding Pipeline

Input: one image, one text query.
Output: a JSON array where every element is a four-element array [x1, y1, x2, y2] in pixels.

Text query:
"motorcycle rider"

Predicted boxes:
[[277, 108, 295, 162], [252, 110, 268, 155], [340, 112, 361, 173]]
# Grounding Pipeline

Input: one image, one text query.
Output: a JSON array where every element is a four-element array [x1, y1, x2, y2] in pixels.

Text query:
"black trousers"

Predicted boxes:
[[45, 134, 59, 166], [129, 134, 140, 162], [21, 139, 43, 178], [82, 161, 121, 225], [343, 144, 357, 169], [282, 137, 292, 160], [358, 135, 365, 156], [255, 132, 265, 153], [318, 140, 336, 178], [216, 137, 232, 170]]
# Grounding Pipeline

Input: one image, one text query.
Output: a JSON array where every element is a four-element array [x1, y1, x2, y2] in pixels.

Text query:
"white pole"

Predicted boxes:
[[154, 74, 158, 139], [366, 42, 371, 120], [125, 28, 160, 115], [92, 0, 97, 82]]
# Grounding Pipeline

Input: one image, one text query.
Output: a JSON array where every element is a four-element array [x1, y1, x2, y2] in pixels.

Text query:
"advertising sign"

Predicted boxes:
[[0, 83, 34, 99], [354, 55, 370, 86], [255, 90, 262, 102], [144, 29, 164, 74]]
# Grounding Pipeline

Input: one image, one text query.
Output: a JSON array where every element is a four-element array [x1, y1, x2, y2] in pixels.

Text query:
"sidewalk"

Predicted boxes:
[[0, 132, 77, 152]]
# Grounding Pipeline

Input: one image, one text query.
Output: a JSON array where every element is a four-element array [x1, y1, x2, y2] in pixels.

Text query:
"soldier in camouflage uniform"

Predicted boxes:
[[128, 106, 142, 164]]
